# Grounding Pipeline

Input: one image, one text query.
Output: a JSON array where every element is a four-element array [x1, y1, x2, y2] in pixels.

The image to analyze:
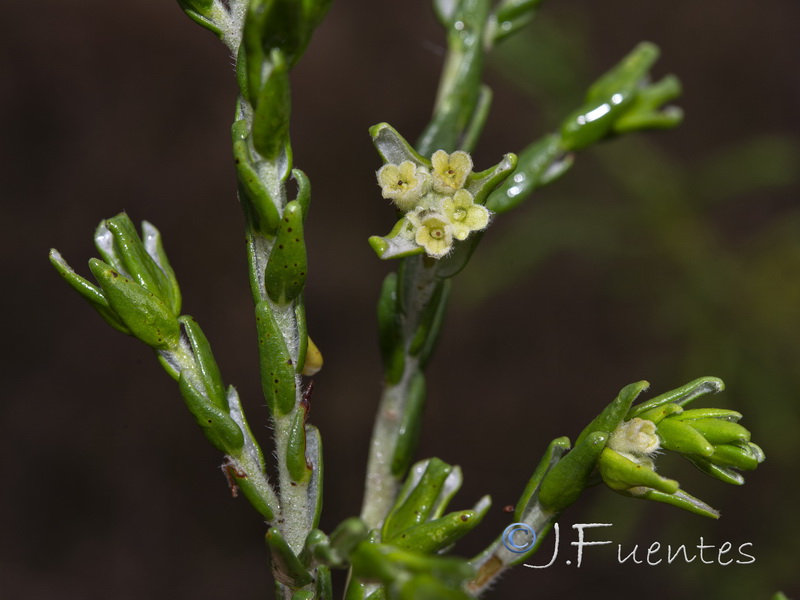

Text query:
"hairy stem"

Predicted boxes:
[[361, 258, 439, 529], [469, 502, 556, 594], [360, 0, 490, 532]]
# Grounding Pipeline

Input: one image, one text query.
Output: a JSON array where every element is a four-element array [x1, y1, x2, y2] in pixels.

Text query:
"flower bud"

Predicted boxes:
[[598, 377, 765, 517]]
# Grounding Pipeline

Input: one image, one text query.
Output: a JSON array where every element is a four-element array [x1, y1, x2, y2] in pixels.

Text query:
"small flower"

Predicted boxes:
[[407, 210, 453, 258], [377, 161, 430, 211], [431, 150, 472, 193], [607, 417, 661, 467], [442, 190, 490, 241]]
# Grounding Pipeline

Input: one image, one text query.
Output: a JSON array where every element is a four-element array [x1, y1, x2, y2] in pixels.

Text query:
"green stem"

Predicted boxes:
[[159, 338, 281, 514], [245, 213, 314, 555], [468, 501, 556, 594], [418, 0, 490, 154], [211, 0, 249, 54], [361, 258, 439, 529], [361, 0, 491, 532], [237, 88, 314, 563]]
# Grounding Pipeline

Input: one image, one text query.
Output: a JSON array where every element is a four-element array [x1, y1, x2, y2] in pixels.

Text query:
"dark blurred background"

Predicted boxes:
[[2, 0, 799, 598]]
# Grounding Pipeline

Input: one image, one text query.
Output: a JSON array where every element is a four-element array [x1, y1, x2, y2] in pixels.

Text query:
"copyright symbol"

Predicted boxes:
[[502, 523, 537, 553]]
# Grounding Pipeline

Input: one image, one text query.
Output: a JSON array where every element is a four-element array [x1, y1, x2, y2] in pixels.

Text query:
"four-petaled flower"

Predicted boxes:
[[407, 210, 453, 258], [431, 150, 473, 194], [377, 161, 430, 211], [442, 190, 490, 241]]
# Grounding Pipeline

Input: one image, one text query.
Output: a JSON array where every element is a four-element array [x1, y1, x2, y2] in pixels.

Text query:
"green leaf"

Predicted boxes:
[[559, 96, 633, 151], [255, 0, 304, 66], [141, 220, 182, 315], [89, 258, 180, 350], [538, 431, 608, 513], [300, 529, 335, 567], [265, 201, 308, 304], [627, 377, 725, 418], [392, 509, 483, 553], [303, 0, 333, 30], [178, 0, 213, 14], [585, 42, 659, 105], [487, 0, 544, 45], [236, 43, 249, 100], [398, 574, 474, 600], [634, 402, 684, 425], [294, 296, 309, 374], [350, 543, 474, 589], [227, 385, 268, 471], [369, 217, 425, 261], [253, 49, 291, 160], [408, 281, 449, 356], [598, 448, 679, 494], [370, 123, 430, 167], [178, 371, 245, 454], [684, 454, 745, 486], [465, 153, 518, 205], [305, 424, 323, 528], [233, 119, 281, 234], [613, 75, 683, 134], [287, 407, 311, 483], [315, 565, 333, 600], [266, 527, 314, 588], [292, 168, 312, 222], [377, 272, 405, 384], [344, 578, 368, 600], [459, 84, 493, 153], [255, 300, 297, 416], [485, 135, 573, 213], [49, 249, 131, 335], [100, 214, 180, 314], [514, 437, 571, 521], [630, 488, 720, 519], [231, 467, 277, 520], [708, 442, 763, 471], [391, 371, 426, 477], [656, 418, 715, 457], [243, 0, 329, 89], [673, 408, 742, 422], [576, 381, 650, 446], [684, 418, 750, 445], [179, 316, 227, 411], [417, 0, 489, 154], [434, 231, 484, 279], [327, 518, 370, 563], [383, 458, 454, 541], [177, 0, 223, 38], [416, 281, 451, 367], [559, 42, 679, 151]]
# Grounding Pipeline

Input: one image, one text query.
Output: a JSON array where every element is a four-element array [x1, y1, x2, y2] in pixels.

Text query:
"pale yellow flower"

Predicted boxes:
[[442, 189, 490, 241], [431, 150, 472, 193], [608, 418, 661, 468], [407, 210, 453, 258], [376, 161, 430, 211]]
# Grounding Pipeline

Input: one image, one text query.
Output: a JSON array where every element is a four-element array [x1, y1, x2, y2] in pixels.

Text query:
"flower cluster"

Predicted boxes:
[[376, 150, 491, 258], [595, 379, 765, 518]]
